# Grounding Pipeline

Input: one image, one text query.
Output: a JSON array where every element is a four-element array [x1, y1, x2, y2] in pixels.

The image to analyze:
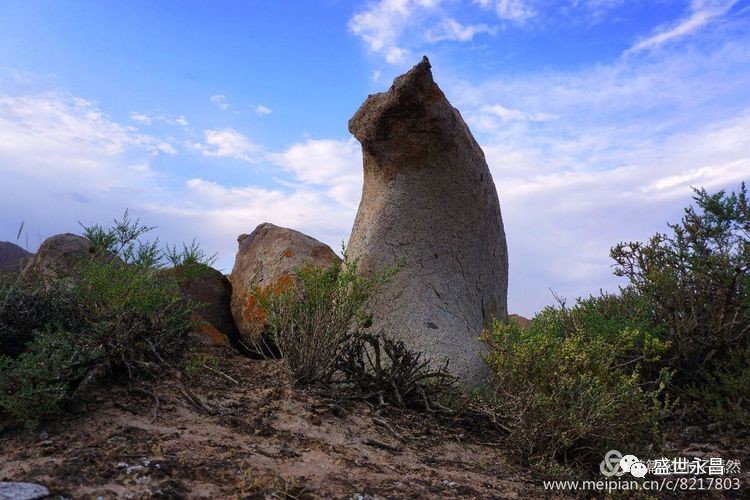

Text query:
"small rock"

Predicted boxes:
[[125, 465, 145, 475], [442, 480, 458, 487], [0, 482, 49, 500]]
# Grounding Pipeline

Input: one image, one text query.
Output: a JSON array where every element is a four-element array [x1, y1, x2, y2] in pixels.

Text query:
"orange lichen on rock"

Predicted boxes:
[[243, 274, 294, 335], [190, 313, 230, 346]]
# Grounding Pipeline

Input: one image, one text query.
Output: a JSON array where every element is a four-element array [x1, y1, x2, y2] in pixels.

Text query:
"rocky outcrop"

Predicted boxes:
[[0, 242, 33, 275], [167, 265, 239, 345], [229, 223, 341, 349], [20, 233, 92, 284], [347, 57, 508, 387]]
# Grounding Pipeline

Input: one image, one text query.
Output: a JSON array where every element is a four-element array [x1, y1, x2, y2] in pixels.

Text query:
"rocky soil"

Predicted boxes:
[[0, 343, 553, 499]]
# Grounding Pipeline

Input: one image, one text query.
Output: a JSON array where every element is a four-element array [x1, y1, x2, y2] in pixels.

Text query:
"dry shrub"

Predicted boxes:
[[250, 252, 397, 385], [334, 330, 458, 410]]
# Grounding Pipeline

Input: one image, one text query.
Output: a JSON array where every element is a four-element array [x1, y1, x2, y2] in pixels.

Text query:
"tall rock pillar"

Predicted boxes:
[[347, 57, 508, 387]]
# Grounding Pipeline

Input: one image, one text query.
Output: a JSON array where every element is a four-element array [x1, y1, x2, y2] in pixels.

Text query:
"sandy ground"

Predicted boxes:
[[0, 345, 553, 499]]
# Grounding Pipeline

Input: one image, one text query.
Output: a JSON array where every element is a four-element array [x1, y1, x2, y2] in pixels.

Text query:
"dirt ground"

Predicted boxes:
[[0, 345, 554, 499], [2, 343, 748, 499]]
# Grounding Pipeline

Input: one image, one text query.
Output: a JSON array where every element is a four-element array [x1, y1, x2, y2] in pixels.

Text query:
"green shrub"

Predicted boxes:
[[0, 212, 203, 429], [688, 345, 750, 429], [185, 348, 220, 378], [73, 256, 195, 378], [0, 328, 99, 428], [165, 239, 217, 269], [611, 183, 749, 422], [0, 277, 83, 358], [251, 250, 398, 385], [481, 295, 671, 471]]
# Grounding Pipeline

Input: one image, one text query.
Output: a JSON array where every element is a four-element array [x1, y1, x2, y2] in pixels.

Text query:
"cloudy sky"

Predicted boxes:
[[1, 0, 748, 315]]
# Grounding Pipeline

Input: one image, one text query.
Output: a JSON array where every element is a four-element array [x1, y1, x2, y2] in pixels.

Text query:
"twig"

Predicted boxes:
[[202, 363, 239, 385], [131, 387, 160, 422], [178, 383, 215, 415], [364, 439, 402, 453], [373, 417, 406, 443]]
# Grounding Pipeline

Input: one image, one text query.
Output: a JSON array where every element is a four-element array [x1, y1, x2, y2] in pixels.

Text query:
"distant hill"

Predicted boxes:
[[0, 241, 33, 273]]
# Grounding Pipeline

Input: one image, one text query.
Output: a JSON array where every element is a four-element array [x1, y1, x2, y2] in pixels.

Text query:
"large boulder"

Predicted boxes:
[[166, 264, 239, 346], [229, 223, 341, 349], [346, 57, 508, 387], [0, 242, 33, 275], [19, 233, 92, 284]]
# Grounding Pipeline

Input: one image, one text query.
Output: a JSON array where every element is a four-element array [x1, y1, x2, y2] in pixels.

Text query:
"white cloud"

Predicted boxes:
[[143, 178, 353, 265], [0, 93, 173, 182], [194, 127, 263, 162], [0, 91, 183, 252], [210, 94, 229, 110], [628, 0, 738, 53], [475, 0, 535, 22], [129, 111, 152, 125], [442, 26, 750, 314], [254, 104, 272, 116], [128, 111, 189, 128], [480, 103, 558, 123], [493, 0, 535, 21], [270, 138, 363, 209], [348, 0, 444, 64], [425, 18, 496, 42]]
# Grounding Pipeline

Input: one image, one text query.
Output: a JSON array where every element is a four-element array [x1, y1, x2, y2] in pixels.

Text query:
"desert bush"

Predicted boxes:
[[0, 327, 98, 428], [165, 239, 218, 270], [0, 212, 205, 428], [0, 277, 83, 358], [611, 183, 749, 424], [251, 252, 398, 385], [481, 296, 671, 471], [688, 345, 750, 428], [72, 255, 195, 378], [334, 330, 457, 410]]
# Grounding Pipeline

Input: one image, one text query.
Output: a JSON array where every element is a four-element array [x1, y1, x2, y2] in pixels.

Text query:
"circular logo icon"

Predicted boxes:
[[600, 449, 625, 477]]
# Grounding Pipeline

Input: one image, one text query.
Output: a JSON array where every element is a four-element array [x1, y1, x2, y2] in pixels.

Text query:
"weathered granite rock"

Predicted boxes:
[[19, 233, 92, 284], [347, 56, 508, 387], [167, 264, 239, 343], [229, 223, 341, 349], [0, 242, 33, 275], [189, 313, 231, 347]]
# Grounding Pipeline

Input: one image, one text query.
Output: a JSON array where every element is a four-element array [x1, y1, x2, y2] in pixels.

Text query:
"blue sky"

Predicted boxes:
[[1, 0, 749, 315]]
